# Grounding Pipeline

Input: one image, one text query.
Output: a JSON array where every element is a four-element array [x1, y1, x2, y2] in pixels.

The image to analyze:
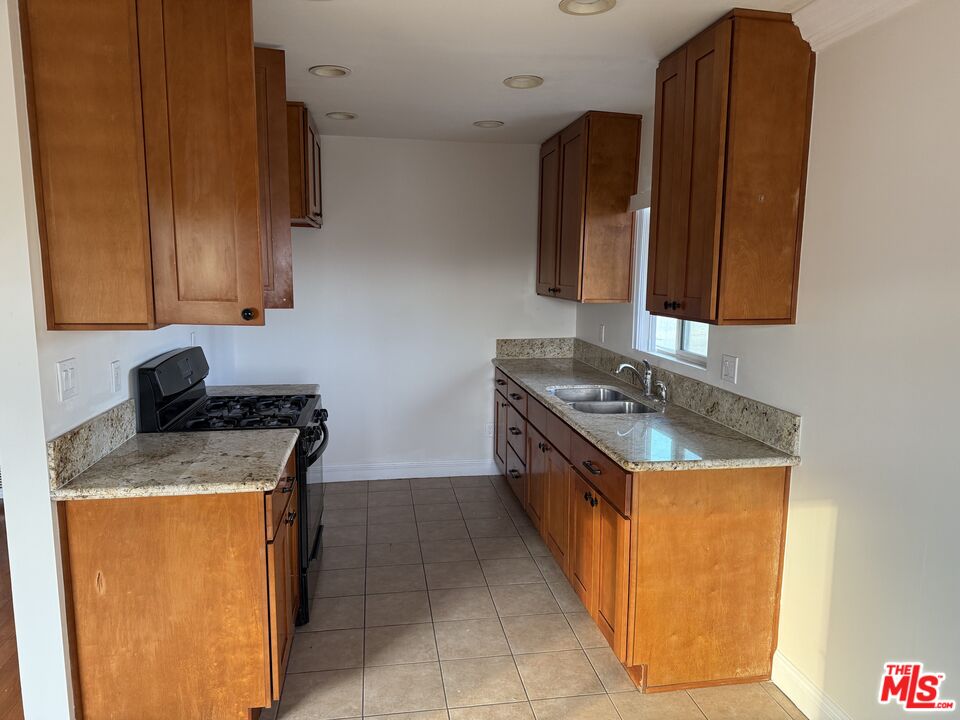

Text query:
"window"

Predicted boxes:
[[633, 208, 709, 369]]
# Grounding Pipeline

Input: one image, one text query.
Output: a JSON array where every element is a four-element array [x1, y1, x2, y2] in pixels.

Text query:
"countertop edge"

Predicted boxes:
[[50, 430, 299, 502], [493, 358, 799, 473]]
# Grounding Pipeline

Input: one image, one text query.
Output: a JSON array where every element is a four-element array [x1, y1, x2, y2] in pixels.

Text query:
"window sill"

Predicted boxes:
[[634, 347, 708, 372]]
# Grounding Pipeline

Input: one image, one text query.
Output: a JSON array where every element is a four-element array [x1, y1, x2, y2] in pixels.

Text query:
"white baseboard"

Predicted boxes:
[[309, 459, 500, 484], [772, 650, 853, 720]]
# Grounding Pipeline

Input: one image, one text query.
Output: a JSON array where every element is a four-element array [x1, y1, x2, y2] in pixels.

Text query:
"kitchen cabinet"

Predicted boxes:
[[568, 470, 598, 612], [536, 111, 642, 303], [492, 366, 790, 692], [287, 102, 323, 228], [526, 425, 547, 531], [494, 392, 509, 475], [255, 47, 294, 309], [59, 457, 300, 718], [647, 9, 815, 325], [543, 451, 570, 570], [21, 0, 265, 329]]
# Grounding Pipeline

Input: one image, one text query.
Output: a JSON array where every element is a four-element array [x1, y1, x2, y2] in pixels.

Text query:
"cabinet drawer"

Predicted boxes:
[[545, 412, 572, 461], [506, 379, 527, 415], [570, 434, 630, 516], [265, 453, 297, 541], [505, 444, 526, 505], [494, 369, 509, 392], [506, 405, 526, 464], [526, 395, 548, 433]]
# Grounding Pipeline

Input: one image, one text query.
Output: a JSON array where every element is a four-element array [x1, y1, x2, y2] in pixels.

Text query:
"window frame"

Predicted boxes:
[[632, 208, 709, 371]]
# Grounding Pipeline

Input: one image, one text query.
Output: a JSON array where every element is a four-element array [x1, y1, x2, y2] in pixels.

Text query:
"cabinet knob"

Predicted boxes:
[[663, 301, 669, 310], [583, 491, 591, 502], [509, 393, 523, 401], [241, 307, 256, 321], [496, 379, 507, 386], [280, 480, 293, 493], [509, 427, 522, 436], [509, 469, 521, 479], [286, 510, 297, 525], [500, 402, 509, 408], [590, 496, 598, 507]]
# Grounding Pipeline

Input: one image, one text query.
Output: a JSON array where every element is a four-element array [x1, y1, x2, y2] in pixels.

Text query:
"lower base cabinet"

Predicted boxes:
[[59, 464, 300, 719], [493, 367, 790, 693]]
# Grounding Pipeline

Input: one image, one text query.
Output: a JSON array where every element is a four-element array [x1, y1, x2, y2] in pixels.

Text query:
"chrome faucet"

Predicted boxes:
[[617, 361, 653, 397]]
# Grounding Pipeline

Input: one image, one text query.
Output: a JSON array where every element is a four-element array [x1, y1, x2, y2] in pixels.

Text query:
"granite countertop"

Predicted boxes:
[[51, 429, 299, 501], [494, 358, 799, 472], [208, 383, 320, 396]]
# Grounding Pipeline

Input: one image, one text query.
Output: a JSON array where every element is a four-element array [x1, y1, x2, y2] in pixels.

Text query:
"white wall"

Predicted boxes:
[[214, 135, 576, 480], [578, 1, 960, 717]]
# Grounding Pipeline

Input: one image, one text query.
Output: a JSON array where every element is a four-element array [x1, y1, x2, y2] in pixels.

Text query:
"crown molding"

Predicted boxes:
[[793, 0, 922, 51]]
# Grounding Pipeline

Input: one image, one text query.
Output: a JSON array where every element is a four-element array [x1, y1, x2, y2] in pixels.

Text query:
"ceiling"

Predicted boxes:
[[253, 0, 810, 144]]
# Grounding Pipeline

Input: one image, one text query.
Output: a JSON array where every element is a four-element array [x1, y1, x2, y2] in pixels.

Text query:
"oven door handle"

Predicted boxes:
[[306, 421, 328, 467]]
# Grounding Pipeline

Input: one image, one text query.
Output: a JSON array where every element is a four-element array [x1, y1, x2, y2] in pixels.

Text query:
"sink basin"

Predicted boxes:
[[569, 401, 658, 414], [551, 386, 634, 403]]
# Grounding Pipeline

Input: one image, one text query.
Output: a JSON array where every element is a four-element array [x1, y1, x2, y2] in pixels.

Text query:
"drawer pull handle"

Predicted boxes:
[[509, 469, 521, 479], [280, 480, 294, 493], [286, 510, 297, 525], [582, 460, 602, 476], [509, 393, 523, 401], [509, 427, 522, 435], [496, 379, 507, 386]]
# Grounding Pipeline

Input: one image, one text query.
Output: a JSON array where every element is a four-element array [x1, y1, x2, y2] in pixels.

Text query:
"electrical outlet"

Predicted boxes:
[[599, 324, 606, 344], [56, 358, 79, 402], [485, 423, 494, 438], [721, 354, 739, 384], [110, 360, 122, 394]]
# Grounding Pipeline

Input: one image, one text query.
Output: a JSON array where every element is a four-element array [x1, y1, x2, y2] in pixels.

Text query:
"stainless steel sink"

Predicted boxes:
[[551, 386, 633, 403], [549, 385, 659, 414], [568, 400, 658, 414]]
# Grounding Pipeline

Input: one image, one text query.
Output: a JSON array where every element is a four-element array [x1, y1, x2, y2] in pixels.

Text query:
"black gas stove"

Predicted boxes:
[[135, 347, 328, 625]]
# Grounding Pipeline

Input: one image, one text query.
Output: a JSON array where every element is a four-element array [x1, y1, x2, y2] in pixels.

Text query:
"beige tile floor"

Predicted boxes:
[[265, 475, 808, 720]]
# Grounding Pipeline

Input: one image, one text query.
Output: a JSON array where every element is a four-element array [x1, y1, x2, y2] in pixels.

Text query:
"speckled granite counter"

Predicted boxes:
[[494, 358, 798, 472], [51, 429, 299, 500], [208, 384, 320, 396]]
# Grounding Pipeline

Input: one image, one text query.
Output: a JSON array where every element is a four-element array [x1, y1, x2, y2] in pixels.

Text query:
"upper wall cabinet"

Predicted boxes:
[[255, 47, 294, 309], [647, 9, 815, 325], [537, 111, 642, 304], [287, 102, 323, 228], [21, 0, 265, 329]]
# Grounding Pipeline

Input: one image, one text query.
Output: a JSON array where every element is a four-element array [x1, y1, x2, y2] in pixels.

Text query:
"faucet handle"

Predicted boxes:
[[654, 380, 668, 404]]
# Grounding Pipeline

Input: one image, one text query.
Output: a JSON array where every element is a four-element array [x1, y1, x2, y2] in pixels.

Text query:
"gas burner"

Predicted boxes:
[[184, 416, 240, 430]]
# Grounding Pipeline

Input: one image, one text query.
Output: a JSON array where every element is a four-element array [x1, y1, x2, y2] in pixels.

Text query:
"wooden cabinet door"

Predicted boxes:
[[543, 455, 570, 569], [536, 135, 561, 296], [22, 0, 157, 329], [267, 510, 292, 700], [556, 118, 587, 301], [255, 47, 293, 309], [595, 494, 629, 661], [306, 120, 323, 225], [494, 392, 509, 475], [526, 426, 548, 531], [568, 471, 598, 613], [674, 19, 732, 321], [647, 47, 688, 318], [505, 445, 526, 506], [138, 0, 265, 326]]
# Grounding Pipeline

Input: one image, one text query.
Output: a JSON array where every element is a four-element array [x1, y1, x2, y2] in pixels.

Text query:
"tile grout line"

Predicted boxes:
[[417, 477, 450, 715]]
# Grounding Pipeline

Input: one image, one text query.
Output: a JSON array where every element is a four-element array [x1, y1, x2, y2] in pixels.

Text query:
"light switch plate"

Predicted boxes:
[[57, 358, 79, 402], [485, 423, 494, 438], [721, 354, 739, 384], [599, 324, 606, 344]]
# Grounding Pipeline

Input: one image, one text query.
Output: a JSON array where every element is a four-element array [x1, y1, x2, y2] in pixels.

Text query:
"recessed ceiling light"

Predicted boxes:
[[308, 65, 351, 77], [325, 111, 357, 120], [559, 0, 616, 15], [503, 75, 544, 90], [473, 120, 505, 129]]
